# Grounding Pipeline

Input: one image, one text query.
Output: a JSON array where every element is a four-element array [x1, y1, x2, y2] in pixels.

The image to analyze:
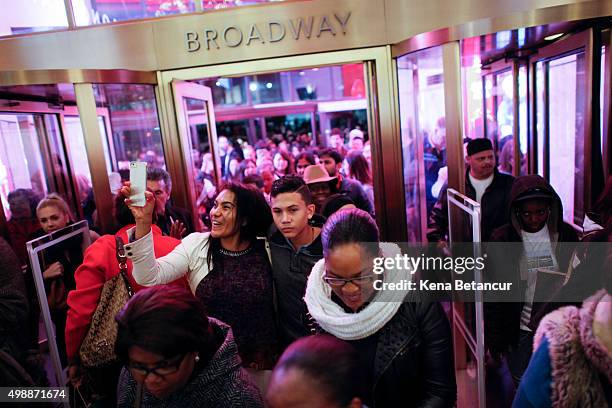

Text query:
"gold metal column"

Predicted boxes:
[[74, 83, 114, 233], [442, 42, 465, 195], [365, 47, 408, 241], [512, 60, 521, 177]]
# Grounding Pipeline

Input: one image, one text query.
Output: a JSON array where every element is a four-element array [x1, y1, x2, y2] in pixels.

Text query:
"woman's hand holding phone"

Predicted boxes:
[[120, 182, 155, 239]]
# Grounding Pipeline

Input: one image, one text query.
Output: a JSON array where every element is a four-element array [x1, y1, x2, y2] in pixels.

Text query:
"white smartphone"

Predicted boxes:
[[129, 161, 147, 207]]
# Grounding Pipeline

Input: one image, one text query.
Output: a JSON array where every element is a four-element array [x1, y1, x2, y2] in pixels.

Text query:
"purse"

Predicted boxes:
[[79, 236, 134, 368]]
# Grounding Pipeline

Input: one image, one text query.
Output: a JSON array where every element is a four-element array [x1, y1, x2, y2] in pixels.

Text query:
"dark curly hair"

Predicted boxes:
[[206, 182, 273, 269]]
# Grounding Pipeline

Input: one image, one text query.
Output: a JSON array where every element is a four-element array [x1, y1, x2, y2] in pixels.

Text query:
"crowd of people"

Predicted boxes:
[[0, 130, 609, 408], [193, 128, 375, 226]]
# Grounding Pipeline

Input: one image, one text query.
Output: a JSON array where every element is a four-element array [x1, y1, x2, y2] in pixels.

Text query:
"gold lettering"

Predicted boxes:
[[204, 28, 219, 50], [246, 23, 265, 46], [316, 16, 336, 37], [334, 12, 351, 35], [223, 26, 243, 47], [268, 21, 285, 42], [288, 17, 314, 40], [185, 31, 200, 52]]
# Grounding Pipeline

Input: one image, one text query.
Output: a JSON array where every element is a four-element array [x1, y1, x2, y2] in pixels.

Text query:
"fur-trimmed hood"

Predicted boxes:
[[534, 290, 612, 408]]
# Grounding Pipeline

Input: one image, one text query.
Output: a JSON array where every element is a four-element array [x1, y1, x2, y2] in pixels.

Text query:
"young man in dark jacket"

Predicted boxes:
[[269, 176, 323, 348], [485, 174, 578, 385]]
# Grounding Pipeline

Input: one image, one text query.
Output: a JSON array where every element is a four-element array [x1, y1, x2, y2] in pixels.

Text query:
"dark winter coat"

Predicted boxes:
[[427, 168, 514, 243]]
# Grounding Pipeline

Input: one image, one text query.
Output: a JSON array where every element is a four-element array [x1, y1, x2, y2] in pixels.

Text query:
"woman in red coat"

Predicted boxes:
[[65, 194, 189, 404]]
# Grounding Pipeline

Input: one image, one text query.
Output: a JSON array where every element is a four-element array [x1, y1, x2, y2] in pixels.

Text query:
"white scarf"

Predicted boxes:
[[304, 243, 411, 340]]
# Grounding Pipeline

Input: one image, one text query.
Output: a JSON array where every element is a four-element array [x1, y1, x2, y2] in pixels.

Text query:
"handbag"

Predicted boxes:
[[79, 236, 134, 368]]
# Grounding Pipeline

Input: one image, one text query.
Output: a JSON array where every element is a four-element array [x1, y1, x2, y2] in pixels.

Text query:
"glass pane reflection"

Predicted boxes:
[[0, 113, 48, 217], [397, 46, 447, 242], [547, 52, 586, 224], [94, 84, 165, 171], [0, 0, 68, 37]]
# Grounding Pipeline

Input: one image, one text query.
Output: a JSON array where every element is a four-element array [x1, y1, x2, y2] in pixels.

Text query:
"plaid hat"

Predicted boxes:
[[467, 138, 493, 156]]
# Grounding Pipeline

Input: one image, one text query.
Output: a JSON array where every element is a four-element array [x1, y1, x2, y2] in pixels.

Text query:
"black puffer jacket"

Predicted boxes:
[[427, 168, 514, 242], [313, 291, 457, 408], [484, 175, 578, 354]]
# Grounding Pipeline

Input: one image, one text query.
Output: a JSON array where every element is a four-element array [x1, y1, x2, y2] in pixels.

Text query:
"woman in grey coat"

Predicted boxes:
[[116, 286, 263, 408]]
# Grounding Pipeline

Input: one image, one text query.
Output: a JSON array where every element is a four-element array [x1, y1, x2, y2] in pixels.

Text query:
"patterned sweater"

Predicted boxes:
[[117, 319, 264, 408]]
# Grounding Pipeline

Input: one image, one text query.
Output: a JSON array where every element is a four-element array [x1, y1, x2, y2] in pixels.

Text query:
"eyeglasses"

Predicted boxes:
[[128, 354, 185, 378], [323, 272, 378, 288]]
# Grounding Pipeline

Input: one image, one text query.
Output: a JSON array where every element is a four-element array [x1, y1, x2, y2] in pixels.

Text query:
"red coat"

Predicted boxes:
[[65, 225, 189, 360]]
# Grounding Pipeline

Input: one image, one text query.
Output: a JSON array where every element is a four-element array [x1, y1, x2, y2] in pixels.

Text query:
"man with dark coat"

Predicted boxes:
[[427, 138, 514, 243]]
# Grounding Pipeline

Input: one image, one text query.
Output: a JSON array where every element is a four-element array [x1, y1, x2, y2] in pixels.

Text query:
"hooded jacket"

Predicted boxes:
[[117, 319, 264, 408], [485, 175, 578, 353]]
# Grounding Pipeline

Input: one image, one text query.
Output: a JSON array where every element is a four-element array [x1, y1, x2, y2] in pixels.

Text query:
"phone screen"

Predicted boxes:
[[129, 161, 147, 206]]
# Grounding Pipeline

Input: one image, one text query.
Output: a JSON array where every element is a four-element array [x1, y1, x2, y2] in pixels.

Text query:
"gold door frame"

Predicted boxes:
[[170, 79, 220, 231], [157, 46, 407, 241]]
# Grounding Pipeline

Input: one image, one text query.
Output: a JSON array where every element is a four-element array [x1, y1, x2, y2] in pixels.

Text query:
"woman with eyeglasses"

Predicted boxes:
[[116, 286, 264, 407], [121, 182, 278, 372], [304, 209, 456, 408]]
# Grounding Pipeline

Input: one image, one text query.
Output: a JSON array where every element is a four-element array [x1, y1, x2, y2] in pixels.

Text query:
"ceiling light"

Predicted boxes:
[[544, 33, 564, 41]]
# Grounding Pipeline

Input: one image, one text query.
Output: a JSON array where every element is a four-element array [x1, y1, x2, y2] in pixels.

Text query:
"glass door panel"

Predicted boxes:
[[483, 67, 514, 173], [63, 113, 115, 228], [397, 46, 447, 242], [172, 80, 220, 230], [0, 113, 49, 217], [548, 52, 586, 223], [533, 30, 592, 226]]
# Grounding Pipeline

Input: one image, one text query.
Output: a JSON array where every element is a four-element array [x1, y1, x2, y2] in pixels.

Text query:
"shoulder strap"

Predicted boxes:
[[115, 236, 135, 297]]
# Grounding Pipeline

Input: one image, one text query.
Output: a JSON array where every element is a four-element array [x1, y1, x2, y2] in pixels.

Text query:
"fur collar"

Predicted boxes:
[[534, 290, 611, 408]]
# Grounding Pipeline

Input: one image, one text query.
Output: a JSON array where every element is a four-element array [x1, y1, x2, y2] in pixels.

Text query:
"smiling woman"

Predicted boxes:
[[122, 182, 279, 373], [304, 209, 456, 408]]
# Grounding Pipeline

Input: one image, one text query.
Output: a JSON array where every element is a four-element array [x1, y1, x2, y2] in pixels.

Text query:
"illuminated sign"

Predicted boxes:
[[184, 12, 352, 52]]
